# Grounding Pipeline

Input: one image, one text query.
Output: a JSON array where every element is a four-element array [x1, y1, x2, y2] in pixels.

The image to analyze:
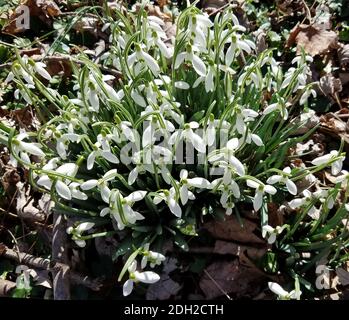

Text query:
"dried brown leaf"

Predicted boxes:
[[287, 24, 338, 56], [202, 214, 264, 244], [199, 260, 265, 299]]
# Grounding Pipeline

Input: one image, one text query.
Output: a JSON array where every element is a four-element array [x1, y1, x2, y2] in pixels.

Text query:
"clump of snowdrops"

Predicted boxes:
[[1, 3, 348, 299]]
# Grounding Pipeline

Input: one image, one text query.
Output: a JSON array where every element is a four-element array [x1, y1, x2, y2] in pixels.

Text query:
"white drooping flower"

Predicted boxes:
[[169, 122, 206, 153], [33, 61, 52, 81], [153, 188, 182, 218], [128, 44, 160, 76], [178, 169, 210, 205], [262, 224, 288, 244], [209, 138, 245, 176], [268, 282, 302, 300], [37, 163, 81, 201], [66, 222, 95, 247], [11, 132, 45, 165], [335, 170, 349, 187], [263, 97, 290, 120], [246, 180, 277, 211], [101, 190, 146, 230], [141, 243, 166, 269], [123, 261, 160, 297], [266, 167, 298, 195], [81, 169, 118, 203], [87, 142, 119, 170], [311, 150, 344, 175], [174, 45, 207, 77]]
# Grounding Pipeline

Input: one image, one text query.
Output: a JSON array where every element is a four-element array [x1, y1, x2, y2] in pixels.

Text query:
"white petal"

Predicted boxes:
[[228, 155, 245, 176], [265, 185, 277, 195], [266, 175, 282, 184], [125, 190, 147, 202], [141, 51, 160, 75], [168, 198, 182, 217], [76, 222, 94, 233], [187, 177, 210, 188], [87, 152, 96, 170], [56, 180, 72, 200], [246, 179, 259, 189], [191, 54, 207, 77], [268, 282, 288, 297], [286, 179, 297, 195], [311, 154, 332, 166], [80, 179, 98, 190], [123, 279, 134, 296], [102, 150, 119, 164], [128, 168, 138, 185], [135, 271, 160, 284], [20, 142, 45, 157], [253, 191, 263, 211]]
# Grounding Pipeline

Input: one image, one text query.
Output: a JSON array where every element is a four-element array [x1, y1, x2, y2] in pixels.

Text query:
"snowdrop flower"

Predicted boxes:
[[11, 132, 45, 164], [288, 189, 330, 219], [242, 129, 264, 147], [178, 169, 210, 205], [14, 83, 35, 104], [311, 150, 344, 175], [268, 282, 302, 300], [262, 224, 288, 244], [128, 43, 160, 76], [267, 167, 297, 195], [153, 188, 182, 218], [335, 170, 349, 187], [247, 180, 277, 211], [87, 141, 119, 170], [263, 97, 289, 120], [209, 138, 245, 176], [37, 163, 79, 200], [81, 169, 118, 203], [169, 122, 206, 153], [66, 222, 94, 247], [225, 34, 256, 66], [300, 86, 317, 105], [101, 190, 146, 230], [141, 243, 166, 269], [123, 261, 160, 296], [234, 107, 259, 135], [174, 45, 207, 77], [32, 61, 52, 81], [53, 130, 80, 160]]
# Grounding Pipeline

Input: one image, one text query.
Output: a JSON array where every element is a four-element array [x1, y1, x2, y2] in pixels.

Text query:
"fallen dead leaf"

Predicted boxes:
[[2, 0, 61, 35], [199, 259, 265, 299], [339, 44, 349, 68], [336, 267, 349, 286], [202, 214, 265, 244], [213, 240, 267, 260], [319, 75, 342, 97], [146, 258, 182, 300], [287, 23, 339, 56]]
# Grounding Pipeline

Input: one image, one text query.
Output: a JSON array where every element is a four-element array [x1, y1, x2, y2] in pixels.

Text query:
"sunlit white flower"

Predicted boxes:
[[174, 45, 207, 77], [11, 132, 45, 164], [169, 122, 206, 153], [208, 138, 245, 176], [153, 188, 182, 218], [33, 61, 52, 81], [81, 169, 118, 203], [128, 44, 160, 76], [268, 282, 302, 300], [263, 98, 289, 120], [311, 150, 344, 175], [37, 163, 79, 200], [141, 243, 166, 269], [262, 224, 287, 244], [266, 167, 297, 195], [247, 180, 277, 211], [101, 189, 146, 230], [178, 169, 210, 205], [66, 222, 95, 247], [123, 261, 160, 296]]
